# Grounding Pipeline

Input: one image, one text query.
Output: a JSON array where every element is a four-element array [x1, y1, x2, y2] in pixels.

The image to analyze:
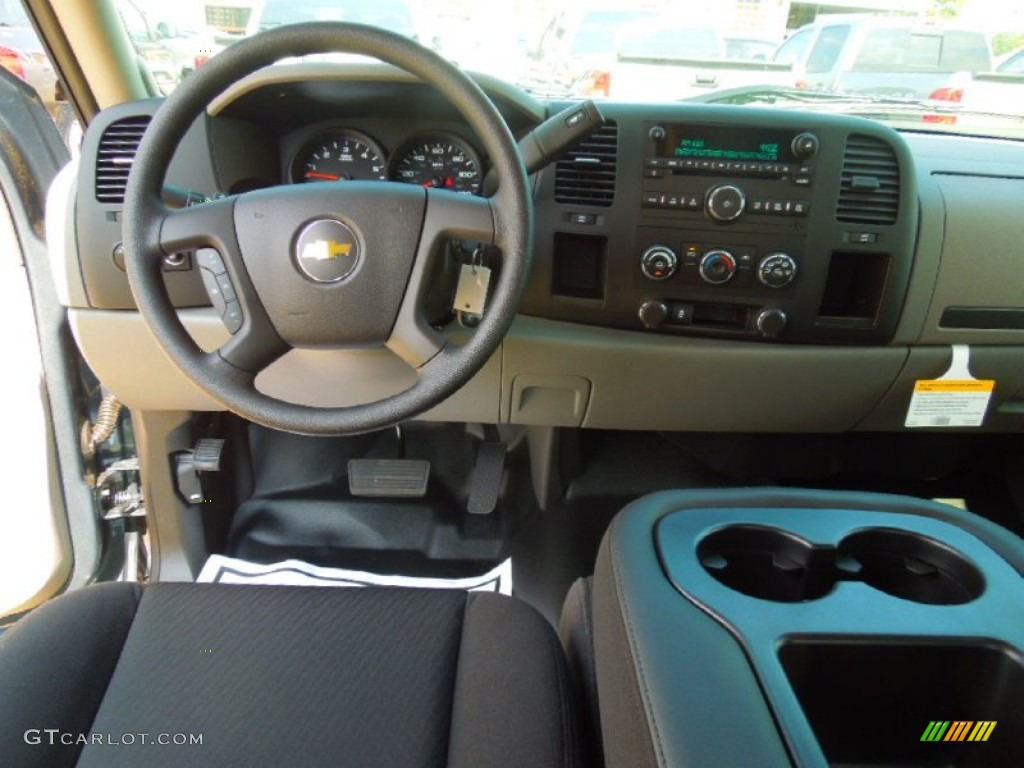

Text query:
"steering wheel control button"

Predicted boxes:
[[294, 219, 361, 283], [699, 250, 737, 285], [200, 267, 228, 316], [706, 184, 746, 223], [758, 253, 798, 288], [640, 245, 678, 281], [216, 273, 237, 302], [196, 248, 227, 275], [222, 301, 244, 334]]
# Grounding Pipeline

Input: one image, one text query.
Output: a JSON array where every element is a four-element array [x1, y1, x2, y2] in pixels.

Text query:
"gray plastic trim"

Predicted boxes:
[[69, 307, 501, 422], [45, 159, 88, 308], [503, 317, 909, 432], [918, 174, 1024, 345]]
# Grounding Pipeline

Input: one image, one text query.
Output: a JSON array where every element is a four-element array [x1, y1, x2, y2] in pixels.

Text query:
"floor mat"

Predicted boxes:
[[197, 554, 512, 595]]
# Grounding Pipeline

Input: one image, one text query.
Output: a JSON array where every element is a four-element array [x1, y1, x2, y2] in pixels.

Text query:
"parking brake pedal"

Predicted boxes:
[[348, 459, 430, 498], [174, 438, 225, 504]]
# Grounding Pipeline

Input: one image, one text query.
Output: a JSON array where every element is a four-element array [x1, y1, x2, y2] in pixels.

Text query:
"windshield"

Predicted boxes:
[[117, 0, 1024, 139]]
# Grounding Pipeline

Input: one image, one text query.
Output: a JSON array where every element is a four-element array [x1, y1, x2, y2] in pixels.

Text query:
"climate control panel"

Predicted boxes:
[[636, 242, 800, 292]]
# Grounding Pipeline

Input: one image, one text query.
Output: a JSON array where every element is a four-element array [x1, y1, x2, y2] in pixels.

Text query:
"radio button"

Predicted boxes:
[[791, 132, 820, 159], [706, 184, 746, 222], [749, 199, 766, 214], [793, 175, 813, 187], [792, 201, 810, 216]]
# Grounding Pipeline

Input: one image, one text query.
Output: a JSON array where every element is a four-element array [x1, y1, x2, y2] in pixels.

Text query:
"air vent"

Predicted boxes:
[[95, 115, 151, 204], [554, 121, 618, 207], [836, 134, 900, 225]]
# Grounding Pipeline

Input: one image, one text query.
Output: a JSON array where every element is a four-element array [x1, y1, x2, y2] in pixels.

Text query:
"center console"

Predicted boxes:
[[527, 106, 919, 344], [592, 488, 1024, 767]]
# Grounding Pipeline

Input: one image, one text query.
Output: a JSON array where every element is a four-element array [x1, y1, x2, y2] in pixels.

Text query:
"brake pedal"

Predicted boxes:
[[348, 459, 430, 498]]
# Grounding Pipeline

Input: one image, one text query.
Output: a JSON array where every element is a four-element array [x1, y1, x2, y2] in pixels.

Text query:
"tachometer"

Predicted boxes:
[[389, 134, 482, 195], [294, 131, 387, 183]]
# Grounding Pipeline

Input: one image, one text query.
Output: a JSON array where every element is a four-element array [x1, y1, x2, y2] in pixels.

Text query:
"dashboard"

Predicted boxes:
[[52, 63, 1024, 434]]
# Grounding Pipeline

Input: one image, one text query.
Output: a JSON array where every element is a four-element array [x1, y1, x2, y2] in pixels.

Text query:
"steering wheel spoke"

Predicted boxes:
[[156, 197, 289, 374], [387, 191, 496, 368], [158, 195, 238, 256]]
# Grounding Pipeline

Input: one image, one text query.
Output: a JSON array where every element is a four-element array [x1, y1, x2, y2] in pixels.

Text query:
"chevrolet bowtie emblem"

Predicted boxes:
[[300, 239, 353, 261]]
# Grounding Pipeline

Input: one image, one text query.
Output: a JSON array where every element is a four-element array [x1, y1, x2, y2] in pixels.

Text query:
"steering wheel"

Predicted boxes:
[[123, 23, 532, 436]]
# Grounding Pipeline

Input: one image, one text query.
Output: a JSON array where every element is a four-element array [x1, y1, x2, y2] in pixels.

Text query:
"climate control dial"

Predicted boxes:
[[757, 253, 798, 288], [640, 245, 678, 281], [699, 250, 737, 285]]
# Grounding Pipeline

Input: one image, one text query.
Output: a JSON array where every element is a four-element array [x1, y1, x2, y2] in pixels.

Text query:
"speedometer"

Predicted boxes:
[[294, 131, 387, 183], [389, 134, 482, 195]]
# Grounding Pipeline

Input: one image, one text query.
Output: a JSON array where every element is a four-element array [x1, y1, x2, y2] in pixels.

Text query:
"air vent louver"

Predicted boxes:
[[554, 121, 618, 207], [95, 115, 151, 204], [836, 134, 900, 225]]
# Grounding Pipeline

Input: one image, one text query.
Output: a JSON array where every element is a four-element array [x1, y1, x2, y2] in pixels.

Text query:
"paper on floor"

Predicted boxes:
[[197, 554, 512, 595]]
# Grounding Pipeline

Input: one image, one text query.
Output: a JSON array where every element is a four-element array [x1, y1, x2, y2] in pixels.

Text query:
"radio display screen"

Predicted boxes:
[[663, 125, 796, 163]]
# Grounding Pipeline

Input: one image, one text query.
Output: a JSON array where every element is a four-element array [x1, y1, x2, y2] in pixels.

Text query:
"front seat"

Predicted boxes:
[[0, 582, 579, 768]]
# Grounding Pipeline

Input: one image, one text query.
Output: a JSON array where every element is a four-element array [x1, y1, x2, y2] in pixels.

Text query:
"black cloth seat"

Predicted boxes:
[[0, 582, 579, 768]]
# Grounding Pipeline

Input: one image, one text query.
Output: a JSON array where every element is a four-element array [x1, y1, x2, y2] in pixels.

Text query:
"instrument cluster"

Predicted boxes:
[[291, 128, 483, 195]]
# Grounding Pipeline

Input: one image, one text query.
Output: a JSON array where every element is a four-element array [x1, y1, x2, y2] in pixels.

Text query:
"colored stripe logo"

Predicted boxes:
[[920, 721, 996, 742]]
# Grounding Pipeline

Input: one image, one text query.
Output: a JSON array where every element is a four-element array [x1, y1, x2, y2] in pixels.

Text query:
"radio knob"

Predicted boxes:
[[791, 132, 820, 159], [638, 299, 669, 329], [705, 184, 746, 223], [640, 245, 678, 281], [699, 250, 737, 285], [757, 253, 798, 288], [755, 308, 788, 338]]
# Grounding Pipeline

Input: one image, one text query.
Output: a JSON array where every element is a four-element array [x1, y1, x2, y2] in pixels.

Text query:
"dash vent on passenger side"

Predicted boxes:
[[836, 134, 900, 225], [95, 115, 151, 204], [554, 121, 618, 207]]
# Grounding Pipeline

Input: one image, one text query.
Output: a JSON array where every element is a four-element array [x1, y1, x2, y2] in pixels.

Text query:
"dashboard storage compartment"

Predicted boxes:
[[780, 640, 1024, 767]]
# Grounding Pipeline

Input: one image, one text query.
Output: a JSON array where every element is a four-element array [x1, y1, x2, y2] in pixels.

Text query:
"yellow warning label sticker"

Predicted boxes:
[[914, 380, 995, 394], [906, 379, 995, 428]]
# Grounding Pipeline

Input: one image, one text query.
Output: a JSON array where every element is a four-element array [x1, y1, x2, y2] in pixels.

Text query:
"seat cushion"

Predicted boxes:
[[0, 582, 578, 768]]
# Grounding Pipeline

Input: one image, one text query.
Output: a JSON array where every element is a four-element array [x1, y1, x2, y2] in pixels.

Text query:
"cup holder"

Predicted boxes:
[[698, 524, 985, 605], [838, 528, 985, 606], [697, 525, 835, 603]]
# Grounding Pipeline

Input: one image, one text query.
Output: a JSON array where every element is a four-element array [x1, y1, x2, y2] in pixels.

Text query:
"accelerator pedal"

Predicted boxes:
[[348, 459, 430, 498]]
